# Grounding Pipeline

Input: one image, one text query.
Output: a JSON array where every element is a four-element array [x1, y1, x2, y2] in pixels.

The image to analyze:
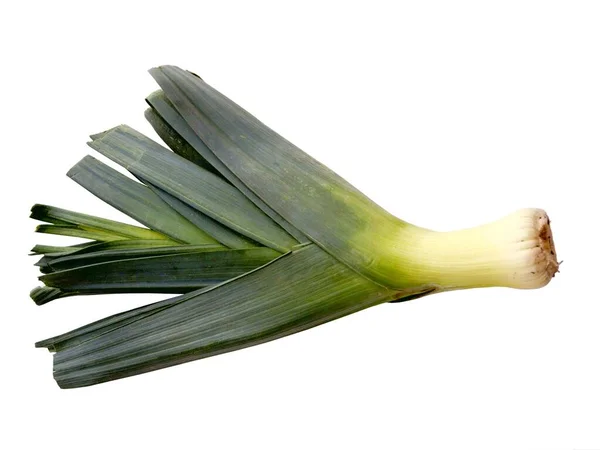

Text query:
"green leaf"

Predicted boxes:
[[35, 239, 189, 273], [36, 293, 188, 351], [35, 224, 128, 242], [144, 104, 222, 177], [57, 239, 187, 254], [145, 90, 309, 244], [38, 247, 281, 303], [31, 204, 169, 241], [30, 243, 97, 256], [67, 155, 219, 245], [141, 179, 259, 249], [38, 244, 396, 388], [88, 125, 298, 252], [30, 286, 74, 305], [40, 242, 225, 273]]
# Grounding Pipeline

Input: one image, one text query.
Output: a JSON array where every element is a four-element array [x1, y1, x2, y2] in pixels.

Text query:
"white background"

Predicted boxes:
[[1, 1, 598, 449]]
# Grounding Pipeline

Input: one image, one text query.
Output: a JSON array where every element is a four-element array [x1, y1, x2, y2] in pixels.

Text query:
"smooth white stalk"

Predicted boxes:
[[400, 209, 559, 290]]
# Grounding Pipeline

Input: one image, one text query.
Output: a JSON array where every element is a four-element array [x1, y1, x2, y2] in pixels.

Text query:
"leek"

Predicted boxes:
[[31, 66, 559, 388]]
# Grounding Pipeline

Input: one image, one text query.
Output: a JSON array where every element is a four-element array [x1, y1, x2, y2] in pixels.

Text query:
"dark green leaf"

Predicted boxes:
[[41, 242, 225, 273], [31, 204, 167, 241], [68, 155, 218, 245], [88, 125, 298, 252], [39, 247, 281, 302], [141, 178, 259, 249], [144, 104, 222, 177], [145, 89, 309, 244], [39, 244, 395, 388]]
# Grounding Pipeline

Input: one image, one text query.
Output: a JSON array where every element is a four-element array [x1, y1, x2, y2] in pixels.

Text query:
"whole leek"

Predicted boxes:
[[31, 66, 559, 388]]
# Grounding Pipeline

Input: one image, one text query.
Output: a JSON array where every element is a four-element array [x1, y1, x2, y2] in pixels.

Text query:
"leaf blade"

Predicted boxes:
[[31, 204, 167, 241], [41, 244, 395, 388], [144, 104, 222, 177], [145, 89, 309, 244], [39, 247, 281, 299], [88, 125, 298, 252], [141, 178, 259, 249], [68, 155, 219, 245]]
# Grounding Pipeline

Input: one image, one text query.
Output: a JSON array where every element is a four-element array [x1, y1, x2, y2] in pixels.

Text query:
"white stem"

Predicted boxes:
[[402, 209, 559, 290]]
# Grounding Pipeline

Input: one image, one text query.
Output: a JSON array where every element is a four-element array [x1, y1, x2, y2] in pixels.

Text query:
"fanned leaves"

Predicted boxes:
[[38, 244, 396, 388], [150, 66, 415, 288], [142, 179, 258, 249], [31, 65, 435, 389], [145, 90, 309, 244], [88, 125, 298, 252], [68, 155, 218, 245]]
